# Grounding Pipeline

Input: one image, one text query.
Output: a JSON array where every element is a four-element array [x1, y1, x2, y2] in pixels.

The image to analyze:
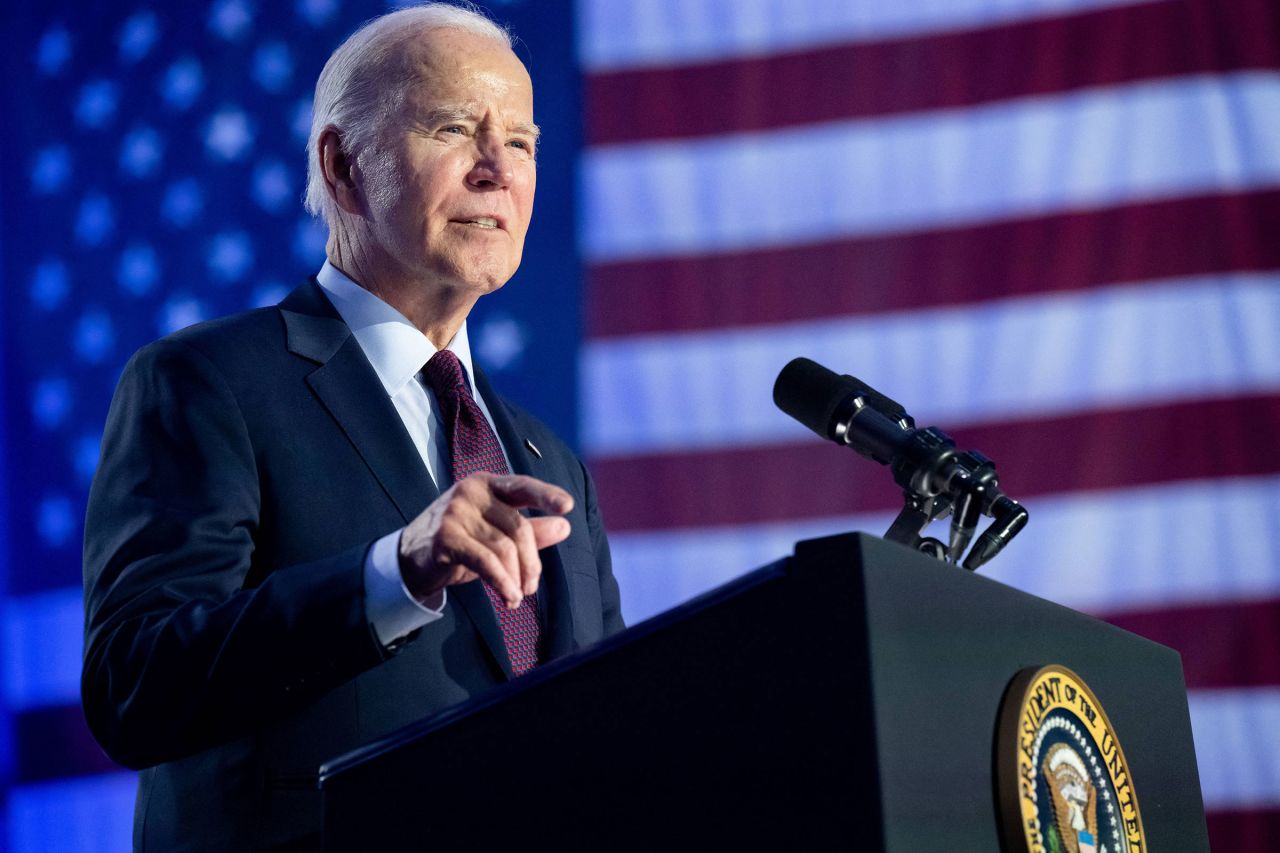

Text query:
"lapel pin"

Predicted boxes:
[[524, 438, 542, 459]]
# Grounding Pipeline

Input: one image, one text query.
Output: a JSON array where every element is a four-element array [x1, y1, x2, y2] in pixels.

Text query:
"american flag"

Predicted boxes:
[[1, 0, 1276, 849], [579, 0, 1280, 848]]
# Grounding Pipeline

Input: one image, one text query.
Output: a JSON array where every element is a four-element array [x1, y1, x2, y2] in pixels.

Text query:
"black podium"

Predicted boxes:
[[319, 533, 1209, 850]]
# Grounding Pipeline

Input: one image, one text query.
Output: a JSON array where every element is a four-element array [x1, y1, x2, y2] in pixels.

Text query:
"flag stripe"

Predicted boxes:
[[1189, 688, 1280, 808], [586, 190, 1280, 338], [592, 394, 1280, 531], [581, 73, 1280, 262], [1206, 808, 1280, 850], [579, 0, 1159, 72], [582, 274, 1280, 456], [1104, 599, 1280, 689], [606, 476, 1280, 625], [586, 0, 1280, 145]]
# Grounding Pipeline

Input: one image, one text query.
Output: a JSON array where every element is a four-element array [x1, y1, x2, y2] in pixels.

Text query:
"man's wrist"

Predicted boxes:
[[364, 529, 446, 646]]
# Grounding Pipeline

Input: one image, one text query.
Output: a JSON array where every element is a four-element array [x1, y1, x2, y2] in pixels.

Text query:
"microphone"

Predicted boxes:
[[772, 357, 1027, 570], [773, 357, 915, 467]]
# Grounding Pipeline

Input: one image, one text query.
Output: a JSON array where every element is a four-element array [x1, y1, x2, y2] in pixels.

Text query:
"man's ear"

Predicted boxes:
[[319, 127, 364, 216]]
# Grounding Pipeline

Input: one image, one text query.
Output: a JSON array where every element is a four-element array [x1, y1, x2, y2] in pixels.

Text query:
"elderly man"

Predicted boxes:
[[81, 4, 623, 849]]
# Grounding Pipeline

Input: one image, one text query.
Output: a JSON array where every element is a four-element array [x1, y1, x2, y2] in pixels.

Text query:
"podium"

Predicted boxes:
[[319, 533, 1209, 850]]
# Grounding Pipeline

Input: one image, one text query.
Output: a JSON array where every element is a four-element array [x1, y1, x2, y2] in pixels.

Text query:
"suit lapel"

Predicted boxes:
[[280, 280, 440, 523], [279, 280, 560, 678], [474, 367, 577, 661]]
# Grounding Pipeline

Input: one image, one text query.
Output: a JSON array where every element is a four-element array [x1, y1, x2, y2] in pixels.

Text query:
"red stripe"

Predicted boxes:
[[591, 394, 1280, 532], [586, 189, 1280, 338], [586, 0, 1280, 146], [1103, 599, 1280, 690], [1206, 807, 1280, 852]]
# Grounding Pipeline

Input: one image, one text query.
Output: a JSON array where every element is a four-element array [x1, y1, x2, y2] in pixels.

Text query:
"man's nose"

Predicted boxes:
[[467, 138, 514, 190]]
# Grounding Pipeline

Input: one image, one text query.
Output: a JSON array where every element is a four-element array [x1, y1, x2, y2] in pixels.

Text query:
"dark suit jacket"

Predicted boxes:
[[81, 279, 624, 851]]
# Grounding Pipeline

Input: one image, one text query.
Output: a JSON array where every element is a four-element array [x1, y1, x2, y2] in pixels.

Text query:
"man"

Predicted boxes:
[[81, 4, 623, 849]]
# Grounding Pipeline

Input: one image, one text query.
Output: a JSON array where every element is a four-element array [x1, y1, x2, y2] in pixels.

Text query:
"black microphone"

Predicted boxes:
[[772, 357, 916, 467], [773, 357, 1027, 570]]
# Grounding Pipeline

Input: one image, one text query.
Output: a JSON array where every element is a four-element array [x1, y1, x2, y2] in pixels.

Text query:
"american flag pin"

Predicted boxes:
[[524, 438, 542, 459]]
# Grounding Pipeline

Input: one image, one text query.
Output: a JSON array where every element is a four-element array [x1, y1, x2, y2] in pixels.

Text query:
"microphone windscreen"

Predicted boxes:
[[773, 357, 859, 440]]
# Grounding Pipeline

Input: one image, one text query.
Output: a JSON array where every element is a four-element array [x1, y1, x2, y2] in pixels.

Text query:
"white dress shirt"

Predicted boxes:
[[315, 261, 510, 646]]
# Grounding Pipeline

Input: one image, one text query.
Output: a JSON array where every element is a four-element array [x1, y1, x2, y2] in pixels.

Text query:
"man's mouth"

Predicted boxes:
[[455, 217, 501, 230]]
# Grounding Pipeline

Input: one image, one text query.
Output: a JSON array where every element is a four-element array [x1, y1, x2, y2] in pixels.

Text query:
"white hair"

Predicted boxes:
[[303, 2, 513, 226]]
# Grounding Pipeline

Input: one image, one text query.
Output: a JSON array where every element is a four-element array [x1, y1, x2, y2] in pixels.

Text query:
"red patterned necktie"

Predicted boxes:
[[424, 348, 543, 676]]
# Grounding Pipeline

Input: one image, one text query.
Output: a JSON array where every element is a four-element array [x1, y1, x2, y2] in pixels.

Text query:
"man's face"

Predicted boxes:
[[360, 28, 537, 297]]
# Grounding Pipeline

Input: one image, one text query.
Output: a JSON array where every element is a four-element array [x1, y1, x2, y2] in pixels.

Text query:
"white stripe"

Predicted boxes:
[[581, 73, 1280, 262], [2, 586, 84, 711], [581, 273, 1280, 456], [611, 476, 1280, 625], [7, 772, 136, 853], [578, 0, 1161, 72], [1189, 688, 1280, 809]]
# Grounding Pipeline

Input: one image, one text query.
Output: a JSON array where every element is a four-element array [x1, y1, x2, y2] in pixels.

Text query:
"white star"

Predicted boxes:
[[250, 281, 289, 307], [120, 127, 164, 178], [76, 193, 116, 246], [36, 26, 72, 76], [296, 0, 339, 27], [207, 231, 255, 282], [252, 161, 292, 212], [74, 309, 116, 364], [162, 178, 204, 227], [205, 108, 254, 161], [37, 495, 76, 548], [158, 296, 208, 334], [209, 0, 254, 41], [290, 98, 313, 143], [32, 377, 72, 429], [252, 41, 293, 92], [118, 243, 160, 295], [75, 79, 119, 128], [476, 316, 527, 370], [293, 217, 327, 262], [74, 433, 103, 482], [31, 260, 70, 310], [161, 56, 204, 110], [118, 10, 159, 63], [31, 145, 72, 194]]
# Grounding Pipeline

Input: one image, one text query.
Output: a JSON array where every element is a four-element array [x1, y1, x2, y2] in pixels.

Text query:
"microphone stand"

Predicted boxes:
[[836, 391, 1028, 571]]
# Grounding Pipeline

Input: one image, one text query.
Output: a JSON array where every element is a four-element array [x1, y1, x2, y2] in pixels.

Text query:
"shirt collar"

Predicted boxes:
[[315, 260, 479, 398]]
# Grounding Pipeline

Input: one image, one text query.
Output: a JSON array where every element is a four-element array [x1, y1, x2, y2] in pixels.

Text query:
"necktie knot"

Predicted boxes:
[[424, 348, 467, 399]]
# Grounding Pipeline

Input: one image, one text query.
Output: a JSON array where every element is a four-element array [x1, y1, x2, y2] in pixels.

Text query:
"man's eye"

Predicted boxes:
[[441, 125, 465, 135]]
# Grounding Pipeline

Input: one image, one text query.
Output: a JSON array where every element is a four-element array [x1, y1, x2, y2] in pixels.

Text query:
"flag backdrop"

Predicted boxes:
[[578, 0, 1280, 848], [1, 0, 1277, 849]]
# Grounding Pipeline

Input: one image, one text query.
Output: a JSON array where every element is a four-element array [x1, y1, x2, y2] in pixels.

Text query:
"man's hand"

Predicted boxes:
[[398, 473, 573, 609]]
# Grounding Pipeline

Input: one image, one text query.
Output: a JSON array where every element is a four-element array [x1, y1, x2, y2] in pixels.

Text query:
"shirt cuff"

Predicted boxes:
[[364, 528, 446, 647]]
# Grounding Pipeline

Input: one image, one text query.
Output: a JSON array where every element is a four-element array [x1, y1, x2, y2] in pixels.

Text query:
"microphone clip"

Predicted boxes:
[[829, 380, 1028, 571]]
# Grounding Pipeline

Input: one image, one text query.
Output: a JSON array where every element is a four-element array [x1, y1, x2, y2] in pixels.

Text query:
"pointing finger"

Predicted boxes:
[[489, 474, 574, 515]]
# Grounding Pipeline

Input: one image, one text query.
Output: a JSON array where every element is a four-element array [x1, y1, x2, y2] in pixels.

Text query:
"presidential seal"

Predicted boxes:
[[996, 665, 1146, 853]]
